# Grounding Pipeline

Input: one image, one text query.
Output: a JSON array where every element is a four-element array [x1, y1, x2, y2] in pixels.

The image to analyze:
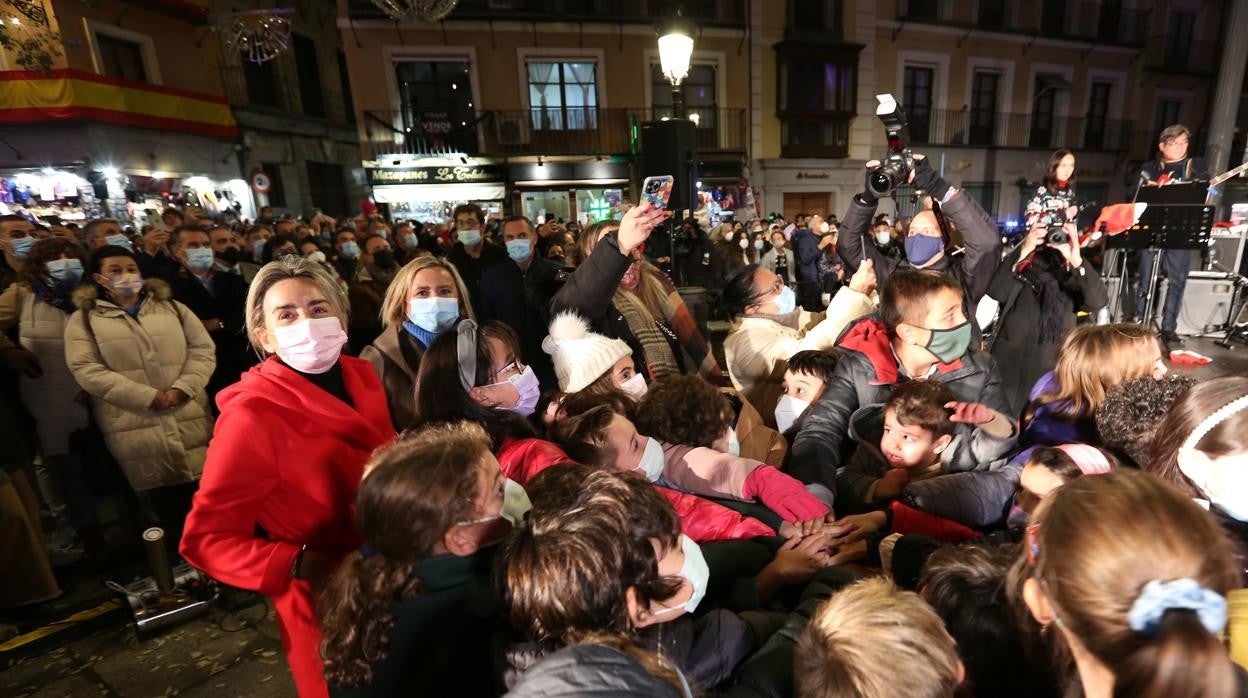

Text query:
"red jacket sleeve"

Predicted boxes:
[[497, 438, 573, 485], [659, 487, 775, 542], [180, 404, 299, 596], [888, 501, 981, 543]]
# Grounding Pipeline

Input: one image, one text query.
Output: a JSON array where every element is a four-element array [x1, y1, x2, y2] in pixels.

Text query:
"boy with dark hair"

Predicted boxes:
[[775, 350, 839, 436], [838, 380, 1015, 512], [788, 269, 1015, 501]]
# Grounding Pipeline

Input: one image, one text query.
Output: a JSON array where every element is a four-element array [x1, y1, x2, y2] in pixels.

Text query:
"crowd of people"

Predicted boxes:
[[0, 123, 1245, 698]]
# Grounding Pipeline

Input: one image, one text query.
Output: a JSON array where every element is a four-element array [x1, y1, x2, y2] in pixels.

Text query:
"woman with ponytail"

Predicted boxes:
[[319, 421, 528, 697], [1011, 470, 1241, 698]]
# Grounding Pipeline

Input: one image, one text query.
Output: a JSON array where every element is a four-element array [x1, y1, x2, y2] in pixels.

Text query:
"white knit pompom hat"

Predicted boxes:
[[542, 312, 633, 393]]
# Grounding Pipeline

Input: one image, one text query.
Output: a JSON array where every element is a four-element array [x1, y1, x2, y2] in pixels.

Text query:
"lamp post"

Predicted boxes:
[[658, 16, 695, 120]]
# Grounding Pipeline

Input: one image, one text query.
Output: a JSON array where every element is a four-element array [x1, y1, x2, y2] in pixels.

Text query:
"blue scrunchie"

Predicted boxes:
[[1127, 578, 1227, 637]]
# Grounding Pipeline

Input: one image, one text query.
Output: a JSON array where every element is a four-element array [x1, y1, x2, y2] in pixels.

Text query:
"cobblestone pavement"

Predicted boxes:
[[4, 598, 295, 698]]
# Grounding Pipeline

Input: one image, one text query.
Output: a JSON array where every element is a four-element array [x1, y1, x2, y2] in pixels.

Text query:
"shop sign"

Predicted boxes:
[[418, 111, 453, 135], [795, 172, 830, 180], [367, 165, 504, 186]]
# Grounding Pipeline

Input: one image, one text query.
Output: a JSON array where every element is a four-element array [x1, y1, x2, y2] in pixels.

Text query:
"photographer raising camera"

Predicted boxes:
[[985, 210, 1108, 417], [836, 95, 1003, 342]]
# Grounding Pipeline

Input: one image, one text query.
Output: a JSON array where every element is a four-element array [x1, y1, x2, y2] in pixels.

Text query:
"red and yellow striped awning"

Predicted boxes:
[[0, 69, 237, 139]]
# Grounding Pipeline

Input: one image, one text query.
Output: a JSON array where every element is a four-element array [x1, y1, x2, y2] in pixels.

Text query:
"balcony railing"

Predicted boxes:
[[904, 108, 1133, 152], [363, 108, 747, 160], [1143, 36, 1219, 75], [895, 0, 1147, 45]]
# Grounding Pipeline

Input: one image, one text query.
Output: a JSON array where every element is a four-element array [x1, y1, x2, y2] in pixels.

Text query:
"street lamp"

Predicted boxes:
[[658, 16, 695, 120]]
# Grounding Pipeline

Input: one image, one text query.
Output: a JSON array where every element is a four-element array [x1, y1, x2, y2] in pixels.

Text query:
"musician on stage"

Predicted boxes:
[[1135, 124, 1209, 344]]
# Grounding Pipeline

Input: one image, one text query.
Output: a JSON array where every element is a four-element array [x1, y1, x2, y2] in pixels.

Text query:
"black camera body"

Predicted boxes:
[[867, 94, 916, 198]]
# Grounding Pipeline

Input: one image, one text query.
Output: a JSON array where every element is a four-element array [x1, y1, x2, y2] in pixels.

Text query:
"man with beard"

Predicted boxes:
[[348, 234, 398, 354]]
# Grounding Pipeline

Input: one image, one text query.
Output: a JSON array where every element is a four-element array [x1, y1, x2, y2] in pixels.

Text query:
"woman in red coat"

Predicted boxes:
[[180, 258, 395, 698]]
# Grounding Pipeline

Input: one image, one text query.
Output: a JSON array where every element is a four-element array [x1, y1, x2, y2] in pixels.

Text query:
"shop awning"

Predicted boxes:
[[372, 182, 506, 204]]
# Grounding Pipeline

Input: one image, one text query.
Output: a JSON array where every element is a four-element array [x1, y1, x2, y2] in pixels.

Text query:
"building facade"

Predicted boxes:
[[216, 0, 366, 218], [751, 0, 1223, 226], [0, 0, 245, 225], [337, 0, 749, 224]]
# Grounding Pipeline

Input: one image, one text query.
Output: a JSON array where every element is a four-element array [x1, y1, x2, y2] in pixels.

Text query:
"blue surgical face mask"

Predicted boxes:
[[46, 258, 83, 284], [753, 239, 765, 251], [407, 296, 459, 333], [770, 284, 796, 315], [252, 239, 267, 259], [905, 234, 944, 267], [340, 240, 361, 259], [8, 235, 34, 261], [458, 228, 483, 247], [106, 234, 133, 252], [185, 247, 215, 271], [401, 233, 419, 250], [505, 238, 532, 262]]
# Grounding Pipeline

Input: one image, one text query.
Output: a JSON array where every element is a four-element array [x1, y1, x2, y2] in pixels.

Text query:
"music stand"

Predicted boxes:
[[1129, 183, 1214, 333]]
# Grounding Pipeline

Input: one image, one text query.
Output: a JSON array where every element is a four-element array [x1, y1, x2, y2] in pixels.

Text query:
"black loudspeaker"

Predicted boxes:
[[640, 119, 698, 213]]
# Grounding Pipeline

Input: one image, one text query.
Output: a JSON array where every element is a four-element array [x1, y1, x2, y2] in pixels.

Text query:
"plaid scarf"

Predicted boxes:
[[613, 261, 721, 382]]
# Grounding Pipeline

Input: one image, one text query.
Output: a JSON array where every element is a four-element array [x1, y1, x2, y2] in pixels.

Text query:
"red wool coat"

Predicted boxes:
[[180, 357, 395, 698]]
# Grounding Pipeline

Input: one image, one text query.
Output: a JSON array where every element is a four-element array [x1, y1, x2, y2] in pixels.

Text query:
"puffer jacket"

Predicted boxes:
[[788, 316, 1013, 499], [838, 403, 1017, 514], [506, 643, 688, 698], [0, 283, 88, 454], [497, 437, 775, 542], [64, 280, 216, 491], [900, 460, 1022, 528]]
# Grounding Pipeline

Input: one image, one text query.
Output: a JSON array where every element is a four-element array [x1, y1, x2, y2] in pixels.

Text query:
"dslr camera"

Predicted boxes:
[[867, 94, 916, 198]]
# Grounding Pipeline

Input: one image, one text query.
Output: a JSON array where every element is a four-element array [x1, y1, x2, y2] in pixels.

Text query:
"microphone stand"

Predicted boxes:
[[1105, 173, 1148, 323]]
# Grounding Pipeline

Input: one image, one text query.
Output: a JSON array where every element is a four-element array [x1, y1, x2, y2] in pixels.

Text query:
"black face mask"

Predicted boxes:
[[217, 247, 241, 266], [372, 250, 396, 270]]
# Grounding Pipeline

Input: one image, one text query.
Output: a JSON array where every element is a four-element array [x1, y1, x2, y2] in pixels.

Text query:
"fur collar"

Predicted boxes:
[[72, 278, 172, 311]]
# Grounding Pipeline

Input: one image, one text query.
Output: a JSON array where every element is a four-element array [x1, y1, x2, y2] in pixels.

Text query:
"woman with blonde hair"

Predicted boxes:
[[1022, 322, 1165, 448], [553, 204, 720, 384], [181, 257, 395, 698], [1011, 470, 1240, 698], [359, 255, 474, 430]]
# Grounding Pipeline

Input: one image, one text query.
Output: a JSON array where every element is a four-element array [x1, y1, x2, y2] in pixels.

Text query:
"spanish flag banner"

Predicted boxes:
[[0, 69, 237, 139]]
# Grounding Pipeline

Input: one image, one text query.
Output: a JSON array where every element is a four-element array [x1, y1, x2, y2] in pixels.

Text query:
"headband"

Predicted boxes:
[[456, 318, 478, 392], [1056, 444, 1111, 475], [1181, 394, 1248, 451]]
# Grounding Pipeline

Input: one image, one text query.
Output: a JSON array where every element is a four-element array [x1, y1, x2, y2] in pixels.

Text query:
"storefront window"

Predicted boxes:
[[395, 60, 477, 154], [521, 190, 571, 224]]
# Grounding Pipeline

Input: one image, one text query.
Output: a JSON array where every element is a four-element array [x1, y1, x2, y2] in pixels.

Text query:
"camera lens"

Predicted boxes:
[[868, 170, 895, 197]]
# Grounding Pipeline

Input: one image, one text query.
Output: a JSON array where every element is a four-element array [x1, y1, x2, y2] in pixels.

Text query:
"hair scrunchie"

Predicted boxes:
[[1127, 578, 1227, 638]]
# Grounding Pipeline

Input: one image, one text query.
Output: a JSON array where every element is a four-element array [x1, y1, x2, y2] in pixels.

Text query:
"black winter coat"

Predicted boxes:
[[506, 644, 686, 698], [787, 316, 1013, 497], [986, 245, 1109, 417], [479, 255, 566, 389], [549, 234, 652, 382], [170, 269, 256, 403]]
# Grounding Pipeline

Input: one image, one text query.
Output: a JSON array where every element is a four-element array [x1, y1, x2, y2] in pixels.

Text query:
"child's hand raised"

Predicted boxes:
[[944, 401, 993, 425]]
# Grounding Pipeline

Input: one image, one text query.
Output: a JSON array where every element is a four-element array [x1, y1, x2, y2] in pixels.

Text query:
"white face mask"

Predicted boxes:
[[774, 394, 812, 434], [481, 364, 541, 417], [306, 250, 327, 264], [652, 535, 710, 617], [875, 230, 893, 245], [632, 437, 666, 482], [619, 371, 648, 399], [1179, 449, 1248, 521]]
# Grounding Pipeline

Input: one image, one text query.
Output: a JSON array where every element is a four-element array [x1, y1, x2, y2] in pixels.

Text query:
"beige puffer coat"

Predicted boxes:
[[64, 279, 216, 491], [0, 284, 89, 455]]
